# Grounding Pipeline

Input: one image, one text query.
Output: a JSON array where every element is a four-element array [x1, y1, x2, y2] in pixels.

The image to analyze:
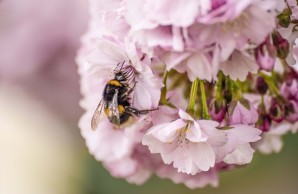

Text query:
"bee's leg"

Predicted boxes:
[[125, 107, 158, 116], [121, 81, 137, 98], [127, 81, 137, 95]]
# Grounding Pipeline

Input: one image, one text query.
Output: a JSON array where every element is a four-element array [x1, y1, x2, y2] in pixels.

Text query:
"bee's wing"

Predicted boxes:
[[109, 89, 120, 126], [91, 100, 104, 130]]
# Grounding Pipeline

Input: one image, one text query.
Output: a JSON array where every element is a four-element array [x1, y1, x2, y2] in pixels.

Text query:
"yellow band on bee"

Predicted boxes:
[[104, 108, 109, 116], [108, 80, 122, 87], [118, 105, 125, 113], [105, 106, 125, 116]]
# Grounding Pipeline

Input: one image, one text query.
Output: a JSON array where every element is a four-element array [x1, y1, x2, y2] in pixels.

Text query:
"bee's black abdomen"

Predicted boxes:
[[120, 112, 131, 124]]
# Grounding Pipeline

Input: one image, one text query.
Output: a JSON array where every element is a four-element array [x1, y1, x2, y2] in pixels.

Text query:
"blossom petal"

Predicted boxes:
[[133, 82, 152, 110], [191, 142, 215, 171], [148, 119, 186, 142], [186, 53, 213, 81], [223, 143, 255, 165], [186, 122, 208, 142], [228, 125, 262, 144], [178, 109, 194, 121], [220, 51, 259, 81]]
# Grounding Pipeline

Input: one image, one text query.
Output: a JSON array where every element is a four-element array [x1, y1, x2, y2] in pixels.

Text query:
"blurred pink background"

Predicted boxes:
[[0, 0, 88, 122], [0, 0, 88, 193]]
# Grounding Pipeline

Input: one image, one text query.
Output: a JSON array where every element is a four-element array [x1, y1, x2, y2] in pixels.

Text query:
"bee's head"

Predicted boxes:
[[114, 71, 126, 81], [114, 63, 136, 82]]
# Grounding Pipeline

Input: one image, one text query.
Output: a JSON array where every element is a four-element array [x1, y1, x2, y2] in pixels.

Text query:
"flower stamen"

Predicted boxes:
[[177, 122, 191, 146]]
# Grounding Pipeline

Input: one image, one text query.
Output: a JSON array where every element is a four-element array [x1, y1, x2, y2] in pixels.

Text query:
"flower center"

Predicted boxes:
[[177, 122, 191, 146]]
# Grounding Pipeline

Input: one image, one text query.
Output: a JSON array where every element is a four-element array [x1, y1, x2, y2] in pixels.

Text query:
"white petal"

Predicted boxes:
[[228, 125, 262, 144], [96, 40, 127, 63], [257, 134, 283, 154], [269, 123, 292, 135], [191, 142, 215, 171], [132, 82, 152, 110], [186, 123, 208, 142], [186, 53, 213, 81], [196, 120, 225, 146], [149, 119, 186, 142], [220, 51, 258, 81], [197, 120, 219, 129], [170, 146, 198, 175], [163, 52, 191, 70], [172, 26, 184, 51], [223, 143, 255, 165], [178, 109, 194, 121]]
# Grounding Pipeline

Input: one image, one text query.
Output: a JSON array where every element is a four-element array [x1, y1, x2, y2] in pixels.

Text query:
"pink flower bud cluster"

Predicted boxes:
[[77, 0, 298, 189]]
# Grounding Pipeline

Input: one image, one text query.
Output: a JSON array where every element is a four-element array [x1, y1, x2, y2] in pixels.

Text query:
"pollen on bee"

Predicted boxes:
[[118, 105, 125, 113], [104, 108, 109, 116]]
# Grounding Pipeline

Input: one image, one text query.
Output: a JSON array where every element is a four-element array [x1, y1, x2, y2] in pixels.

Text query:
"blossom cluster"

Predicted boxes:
[[77, 0, 298, 188]]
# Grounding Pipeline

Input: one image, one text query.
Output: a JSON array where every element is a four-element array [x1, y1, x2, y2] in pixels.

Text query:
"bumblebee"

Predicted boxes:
[[91, 62, 156, 130]]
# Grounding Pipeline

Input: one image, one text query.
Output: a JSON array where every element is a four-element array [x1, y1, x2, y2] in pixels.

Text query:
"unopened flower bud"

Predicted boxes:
[[257, 114, 272, 132], [269, 99, 284, 122], [277, 8, 292, 28], [280, 80, 298, 101], [255, 37, 276, 71], [272, 31, 290, 59], [209, 98, 226, 122], [228, 99, 258, 125], [256, 76, 268, 95], [284, 100, 298, 123]]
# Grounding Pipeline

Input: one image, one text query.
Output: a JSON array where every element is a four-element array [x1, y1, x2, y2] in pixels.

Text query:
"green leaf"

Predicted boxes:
[[239, 98, 251, 110], [228, 100, 238, 116]]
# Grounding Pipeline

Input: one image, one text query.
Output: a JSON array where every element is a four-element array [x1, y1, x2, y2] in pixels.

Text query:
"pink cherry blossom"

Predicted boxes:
[[123, 0, 275, 82], [142, 110, 225, 175], [76, 0, 298, 188]]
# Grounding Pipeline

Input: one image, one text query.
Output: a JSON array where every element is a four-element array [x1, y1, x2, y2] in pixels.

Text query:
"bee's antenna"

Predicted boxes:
[[114, 63, 119, 73], [114, 61, 126, 73], [119, 61, 125, 71]]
